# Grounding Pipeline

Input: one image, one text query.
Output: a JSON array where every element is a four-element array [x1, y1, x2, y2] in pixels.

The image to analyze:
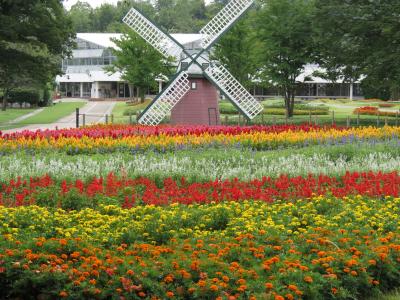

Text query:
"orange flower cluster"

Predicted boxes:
[[1, 228, 400, 300]]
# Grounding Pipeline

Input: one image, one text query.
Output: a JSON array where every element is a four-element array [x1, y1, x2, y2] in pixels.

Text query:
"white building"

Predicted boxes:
[[56, 33, 204, 99], [57, 33, 363, 100]]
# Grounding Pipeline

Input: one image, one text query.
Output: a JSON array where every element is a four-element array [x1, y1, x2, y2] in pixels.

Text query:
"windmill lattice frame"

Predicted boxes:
[[123, 0, 263, 125]]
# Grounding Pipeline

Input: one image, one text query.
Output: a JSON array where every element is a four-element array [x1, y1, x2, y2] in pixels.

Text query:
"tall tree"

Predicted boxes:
[[0, 0, 75, 110], [255, 0, 315, 117], [173, 0, 207, 32], [213, 17, 256, 89], [92, 4, 119, 32], [107, 30, 172, 102], [154, 0, 176, 31], [314, 0, 400, 100], [69, 1, 94, 32]]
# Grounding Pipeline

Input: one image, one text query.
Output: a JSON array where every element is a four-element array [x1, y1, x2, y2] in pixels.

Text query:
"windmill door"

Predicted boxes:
[[208, 108, 218, 126]]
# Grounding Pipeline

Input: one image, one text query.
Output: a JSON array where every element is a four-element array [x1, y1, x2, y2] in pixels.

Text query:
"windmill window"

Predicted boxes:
[[181, 62, 189, 70], [191, 82, 197, 90]]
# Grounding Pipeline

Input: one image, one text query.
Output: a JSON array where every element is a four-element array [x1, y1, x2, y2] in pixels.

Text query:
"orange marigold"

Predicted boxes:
[[368, 259, 377, 265], [210, 285, 219, 292], [287, 284, 297, 291], [59, 291, 68, 298], [126, 269, 134, 276], [265, 282, 273, 289], [304, 276, 313, 283], [285, 293, 294, 300], [166, 291, 174, 298]]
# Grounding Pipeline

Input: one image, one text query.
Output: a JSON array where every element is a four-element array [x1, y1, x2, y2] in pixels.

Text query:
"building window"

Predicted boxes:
[[191, 82, 197, 90]]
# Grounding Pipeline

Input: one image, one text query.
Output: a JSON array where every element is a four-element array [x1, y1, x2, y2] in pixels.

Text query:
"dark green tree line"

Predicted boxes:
[[0, 0, 75, 110]]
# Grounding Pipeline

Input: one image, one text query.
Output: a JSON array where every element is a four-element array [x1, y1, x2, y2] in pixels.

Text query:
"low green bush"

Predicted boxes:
[[220, 102, 329, 115], [8, 88, 41, 107], [263, 108, 329, 115]]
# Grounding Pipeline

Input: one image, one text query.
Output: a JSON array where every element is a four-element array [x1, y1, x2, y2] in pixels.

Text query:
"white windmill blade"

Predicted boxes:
[[205, 64, 263, 120], [123, 8, 183, 60], [200, 0, 254, 50], [138, 72, 190, 125]]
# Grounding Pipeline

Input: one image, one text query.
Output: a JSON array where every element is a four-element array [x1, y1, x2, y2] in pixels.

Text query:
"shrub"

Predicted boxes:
[[220, 103, 329, 115], [8, 88, 41, 107], [379, 103, 395, 108], [264, 108, 329, 115]]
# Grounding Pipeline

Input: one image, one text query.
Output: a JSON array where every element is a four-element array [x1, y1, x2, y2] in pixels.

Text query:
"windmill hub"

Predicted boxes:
[[123, 0, 263, 126]]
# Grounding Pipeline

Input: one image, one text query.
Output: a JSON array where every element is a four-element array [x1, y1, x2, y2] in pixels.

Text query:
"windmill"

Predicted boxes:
[[122, 0, 263, 126]]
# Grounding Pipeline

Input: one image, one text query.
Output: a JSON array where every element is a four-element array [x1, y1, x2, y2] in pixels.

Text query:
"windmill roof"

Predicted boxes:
[[76, 33, 204, 49]]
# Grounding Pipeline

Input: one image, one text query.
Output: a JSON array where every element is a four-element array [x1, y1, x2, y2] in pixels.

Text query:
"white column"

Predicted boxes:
[[80, 82, 83, 98], [349, 83, 354, 101], [158, 80, 163, 93], [91, 82, 99, 99]]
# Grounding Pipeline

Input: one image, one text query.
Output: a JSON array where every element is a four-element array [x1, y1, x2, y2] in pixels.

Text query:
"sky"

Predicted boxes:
[[63, 0, 212, 10]]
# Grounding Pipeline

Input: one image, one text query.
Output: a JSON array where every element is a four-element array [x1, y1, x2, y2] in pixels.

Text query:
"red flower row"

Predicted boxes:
[[0, 171, 398, 208], [0, 124, 334, 140]]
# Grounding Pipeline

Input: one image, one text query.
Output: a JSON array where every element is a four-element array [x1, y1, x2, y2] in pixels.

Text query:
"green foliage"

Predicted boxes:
[[254, 0, 316, 117], [107, 30, 173, 101], [0, 0, 75, 110], [67, 0, 208, 33], [8, 89, 41, 107], [314, 0, 400, 100], [220, 101, 329, 115], [68, 1, 94, 32], [213, 17, 256, 89], [361, 77, 392, 101]]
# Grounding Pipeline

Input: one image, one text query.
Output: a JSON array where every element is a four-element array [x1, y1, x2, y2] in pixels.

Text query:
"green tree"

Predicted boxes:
[[0, 0, 75, 110], [173, 0, 207, 32], [314, 0, 400, 100], [213, 17, 256, 89], [92, 4, 119, 32], [107, 30, 172, 102], [255, 0, 315, 117], [154, 0, 176, 31], [69, 1, 94, 32]]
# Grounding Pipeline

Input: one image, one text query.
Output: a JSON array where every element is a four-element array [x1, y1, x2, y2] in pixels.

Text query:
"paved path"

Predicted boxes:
[[3, 101, 116, 133], [6, 108, 44, 124]]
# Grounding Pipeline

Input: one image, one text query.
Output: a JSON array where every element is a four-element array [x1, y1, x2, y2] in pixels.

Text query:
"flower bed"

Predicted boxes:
[[0, 124, 399, 153], [1, 148, 400, 181], [0, 124, 324, 140], [1, 124, 400, 299], [354, 106, 399, 117], [1, 196, 400, 299], [1, 171, 399, 209]]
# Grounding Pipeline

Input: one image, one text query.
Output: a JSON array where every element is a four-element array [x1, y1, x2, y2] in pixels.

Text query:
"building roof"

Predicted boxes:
[[76, 33, 204, 49], [296, 64, 361, 84], [57, 70, 123, 83]]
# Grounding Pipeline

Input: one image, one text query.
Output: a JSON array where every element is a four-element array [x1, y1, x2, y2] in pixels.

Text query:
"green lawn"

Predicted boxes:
[[0, 108, 35, 124], [19, 102, 86, 125], [112, 100, 151, 123], [221, 98, 400, 126], [110, 97, 400, 127]]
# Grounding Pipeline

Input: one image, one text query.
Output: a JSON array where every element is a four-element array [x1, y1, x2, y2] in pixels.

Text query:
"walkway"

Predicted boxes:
[[3, 101, 116, 133]]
